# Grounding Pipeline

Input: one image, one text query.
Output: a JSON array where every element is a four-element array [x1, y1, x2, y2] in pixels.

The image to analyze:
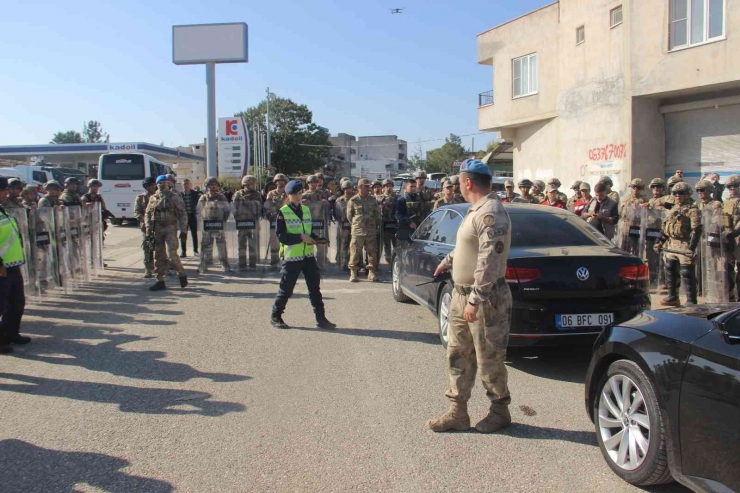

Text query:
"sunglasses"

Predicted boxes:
[[444, 186, 453, 189], [505, 186, 514, 189], [672, 191, 687, 196], [729, 186, 738, 190], [696, 188, 707, 193]]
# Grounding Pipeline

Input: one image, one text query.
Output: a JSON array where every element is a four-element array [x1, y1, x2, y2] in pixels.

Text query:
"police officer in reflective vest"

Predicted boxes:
[[0, 177, 30, 354], [271, 180, 336, 331]]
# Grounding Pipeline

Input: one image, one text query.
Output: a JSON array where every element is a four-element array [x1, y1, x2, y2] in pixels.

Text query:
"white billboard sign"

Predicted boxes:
[[218, 117, 250, 178], [173, 23, 248, 65]]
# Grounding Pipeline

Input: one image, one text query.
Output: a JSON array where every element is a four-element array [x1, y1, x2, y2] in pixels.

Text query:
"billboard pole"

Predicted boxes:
[[206, 62, 217, 177], [266, 87, 272, 171]]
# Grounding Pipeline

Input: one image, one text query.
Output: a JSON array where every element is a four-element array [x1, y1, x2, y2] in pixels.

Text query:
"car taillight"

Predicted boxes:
[[505, 267, 543, 284], [619, 264, 649, 281]]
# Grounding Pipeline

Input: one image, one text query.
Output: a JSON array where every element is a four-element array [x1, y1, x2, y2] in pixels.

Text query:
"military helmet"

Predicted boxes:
[[273, 173, 288, 183], [725, 175, 740, 187], [306, 175, 319, 184], [382, 178, 393, 186], [340, 179, 352, 190], [695, 179, 714, 193], [357, 178, 371, 187], [518, 179, 533, 188], [648, 178, 665, 189], [87, 179, 102, 187], [204, 176, 220, 187], [547, 177, 562, 188], [570, 180, 582, 190], [64, 176, 80, 186], [533, 180, 546, 191], [598, 176, 614, 187], [8, 178, 24, 188], [449, 175, 460, 185], [372, 180, 382, 188], [316, 173, 325, 181], [44, 180, 62, 191], [667, 175, 684, 188], [241, 175, 257, 185], [629, 178, 645, 189], [142, 177, 156, 188], [166, 173, 177, 183], [672, 182, 692, 195], [414, 170, 427, 179], [23, 184, 36, 194], [579, 182, 591, 191], [504, 180, 515, 188]]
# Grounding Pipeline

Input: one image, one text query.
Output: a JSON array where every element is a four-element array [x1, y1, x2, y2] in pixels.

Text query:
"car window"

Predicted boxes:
[[32, 171, 47, 183], [413, 210, 444, 241], [511, 212, 608, 247], [430, 211, 463, 245]]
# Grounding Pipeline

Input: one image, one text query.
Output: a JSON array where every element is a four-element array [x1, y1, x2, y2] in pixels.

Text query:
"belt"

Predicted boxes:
[[454, 278, 506, 296]]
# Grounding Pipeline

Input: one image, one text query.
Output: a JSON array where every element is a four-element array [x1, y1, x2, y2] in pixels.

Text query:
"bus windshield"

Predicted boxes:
[[101, 154, 146, 180]]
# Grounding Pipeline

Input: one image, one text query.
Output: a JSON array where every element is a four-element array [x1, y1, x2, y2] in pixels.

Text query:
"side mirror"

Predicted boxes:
[[396, 228, 412, 242], [714, 312, 740, 344]]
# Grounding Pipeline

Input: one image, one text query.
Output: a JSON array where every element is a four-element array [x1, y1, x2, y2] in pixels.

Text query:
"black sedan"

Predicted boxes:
[[584, 305, 740, 492], [391, 203, 651, 347]]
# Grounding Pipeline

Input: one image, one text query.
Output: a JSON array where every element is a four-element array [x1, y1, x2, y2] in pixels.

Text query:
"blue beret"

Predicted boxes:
[[285, 180, 303, 195], [156, 175, 168, 184], [460, 159, 492, 177]]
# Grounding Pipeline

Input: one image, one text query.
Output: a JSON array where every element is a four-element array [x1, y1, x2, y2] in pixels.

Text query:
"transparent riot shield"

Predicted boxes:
[[66, 206, 89, 284], [308, 201, 329, 269], [641, 207, 665, 291], [54, 207, 73, 293], [701, 207, 728, 303], [233, 199, 262, 270], [617, 205, 642, 256], [88, 202, 105, 277], [197, 200, 234, 273], [7, 208, 38, 297], [34, 207, 60, 294]]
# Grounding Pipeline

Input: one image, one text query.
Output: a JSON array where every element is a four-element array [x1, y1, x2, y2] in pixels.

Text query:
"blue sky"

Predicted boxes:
[[0, 0, 547, 155]]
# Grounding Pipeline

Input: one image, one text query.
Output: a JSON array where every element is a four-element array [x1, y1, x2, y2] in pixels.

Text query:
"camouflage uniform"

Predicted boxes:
[[546, 178, 568, 204], [196, 191, 231, 272], [59, 190, 82, 207], [429, 191, 512, 433], [5, 195, 26, 210], [617, 179, 646, 255], [334, 188, 353, 270], [145, 188, 187, 282], [38, 195, 61, 208], [433, 195, 462, 210], [532, 180, 546, 203], [134, 190, 155, 274], [644, 182, 667, 286], [264, 189, 288, 266], [302, 184, 329, 269], [380, 185, 398, 264], [721, 176, 740, 299], [232, 186, 263, 268], [347, 181, 381, 281]]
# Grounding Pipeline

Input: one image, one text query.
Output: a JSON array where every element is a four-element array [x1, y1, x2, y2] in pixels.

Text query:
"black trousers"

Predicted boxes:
[[0, 266, 25, 342], [180, 213, 199, 253], [272, 257, 324, 316]]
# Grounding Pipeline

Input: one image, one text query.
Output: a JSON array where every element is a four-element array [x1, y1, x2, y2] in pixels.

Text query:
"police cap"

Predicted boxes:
[[285, 180, 303, 195], [459, 159, 492, 177]]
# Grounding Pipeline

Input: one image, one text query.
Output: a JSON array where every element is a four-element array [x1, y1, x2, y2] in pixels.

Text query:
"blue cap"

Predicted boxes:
[[460, 159, 492, 177], [156, 175, 168, 184], [285, 180, 303, 195]]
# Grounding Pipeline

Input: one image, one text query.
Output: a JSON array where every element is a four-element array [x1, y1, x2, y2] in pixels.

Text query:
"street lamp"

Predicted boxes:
[[266, 88, 276, 170]]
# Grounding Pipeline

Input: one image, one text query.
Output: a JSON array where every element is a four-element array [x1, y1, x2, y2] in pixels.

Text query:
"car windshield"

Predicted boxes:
[[512, 212, 610, 248]]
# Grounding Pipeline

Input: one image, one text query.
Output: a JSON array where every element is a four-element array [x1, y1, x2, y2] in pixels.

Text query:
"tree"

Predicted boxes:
[[50, 131, 83, 144], [485, 140, 501, 153], [424, 134, 467, 174], [235, 96, 331, 176], [82, 120, 109, 143], [408, 142, 426, 170]]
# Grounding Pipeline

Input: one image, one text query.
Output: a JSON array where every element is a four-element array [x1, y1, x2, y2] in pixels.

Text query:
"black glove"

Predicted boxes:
[[688, 233, 700, 252]]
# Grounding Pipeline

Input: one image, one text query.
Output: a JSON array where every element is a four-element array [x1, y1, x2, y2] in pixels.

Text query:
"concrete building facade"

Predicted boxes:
[[172, 143, 207, 187], [328, 134, 407, 180], [478, 0, 740, 193]]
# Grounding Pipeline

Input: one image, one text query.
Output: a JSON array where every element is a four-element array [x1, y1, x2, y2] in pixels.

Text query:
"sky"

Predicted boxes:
[[0, 0, 548, 156]]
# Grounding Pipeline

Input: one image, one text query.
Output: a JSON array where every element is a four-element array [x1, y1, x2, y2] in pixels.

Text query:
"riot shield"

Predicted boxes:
[[617, 205, 642, 256], [334, 199, 351, 271], [54, 207, 73, 293], [7, 208, 38, 297], [34, 207, 60, 294], [701, 207, 728, 303], [88, 202, 105, 277], [233, 199, 262, 269], [197, 200, 234, 273], [308, 201, 329, 269], [640, 207, 665, 291], [65, 206, 89, 284]]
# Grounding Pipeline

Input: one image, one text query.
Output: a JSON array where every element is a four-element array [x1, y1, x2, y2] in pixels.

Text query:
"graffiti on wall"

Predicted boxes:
[[588, 143, 627, 162]]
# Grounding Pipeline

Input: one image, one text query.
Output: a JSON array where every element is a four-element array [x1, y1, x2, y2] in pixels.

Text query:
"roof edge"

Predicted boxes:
[[477, 1, 559, 38]]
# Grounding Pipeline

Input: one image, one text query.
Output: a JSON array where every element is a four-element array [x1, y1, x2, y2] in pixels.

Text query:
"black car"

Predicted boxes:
[[584, 305, 740, 492], [391, 203, 650, 347]]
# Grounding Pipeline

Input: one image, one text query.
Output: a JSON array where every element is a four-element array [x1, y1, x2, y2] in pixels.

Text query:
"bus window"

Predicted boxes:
[[150, 162, 158, 178], [100, 154, 146, 180]]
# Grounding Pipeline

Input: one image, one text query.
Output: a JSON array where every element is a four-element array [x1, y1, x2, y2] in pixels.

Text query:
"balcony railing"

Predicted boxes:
[[478, 90, 494, 107]]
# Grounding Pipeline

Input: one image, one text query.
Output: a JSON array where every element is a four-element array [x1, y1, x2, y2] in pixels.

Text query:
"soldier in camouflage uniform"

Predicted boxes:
[[145, 175, 188, 291], [302, 175, 329, 269], [434, 180, 463, 209], [380, 179, 398, 264], [500, 180, 516, 203], [264, 174, 289, 266], [347, 178, 381, 282], [232, 175, 263, 269], [60, 177, 82, 207], [6, 179, 26, 210], [546, 178, 568, 204], [532, 180, 546, 203], [695, 179, 722, 213], [37, 181, 62, 208], [21, 185, 37, 209], [512, 179, 539, 204], [134, 177, 157, 278], [428, 160, 513, 434], [599, 176, 620, 205], [721, 175, 740, 300], [641, 178, 667, 286], [371, 180, 383, 197], [334, 180, 354, 270], [415, 170, 435, 222], [434, 178, 450, 201], [197, 177, 231, 273], [654, 182, 701, 306], [617, 178, 646, 255], [566, 181, 582, 211], [449, 175, 464, 203]]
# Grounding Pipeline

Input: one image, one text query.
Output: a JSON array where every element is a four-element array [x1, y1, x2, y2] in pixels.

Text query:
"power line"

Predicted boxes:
[[297, 132, 495, 148]]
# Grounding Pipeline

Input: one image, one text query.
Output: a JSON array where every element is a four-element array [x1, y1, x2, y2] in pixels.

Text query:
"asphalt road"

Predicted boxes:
[[0, 225, 690, 493]]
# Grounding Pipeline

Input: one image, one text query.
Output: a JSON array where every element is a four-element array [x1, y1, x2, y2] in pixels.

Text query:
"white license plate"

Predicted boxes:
[[117, 203, 131, 207], [556, 313, 613, 329]]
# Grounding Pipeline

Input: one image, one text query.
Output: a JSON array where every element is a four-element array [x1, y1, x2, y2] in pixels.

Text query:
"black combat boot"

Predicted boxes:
[[271, 312, 289, 329], [681, 266, 698, 305], [8, 334, 31, 345], [149, 281, 166, 291], [179, 275, 188, 288], [661, 260, 681, 306], [315, 309, 336, 330]]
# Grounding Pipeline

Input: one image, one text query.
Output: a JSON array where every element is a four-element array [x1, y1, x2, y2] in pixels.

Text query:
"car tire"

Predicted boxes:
[[391, 256, 410, 303], [437, 283, 453, 349], [594, 360, 673, 486]]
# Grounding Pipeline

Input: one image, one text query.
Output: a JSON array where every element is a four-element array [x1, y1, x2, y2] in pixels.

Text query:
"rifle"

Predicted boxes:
[[416, 271, 452, 287], [660, 247, 694, 257]]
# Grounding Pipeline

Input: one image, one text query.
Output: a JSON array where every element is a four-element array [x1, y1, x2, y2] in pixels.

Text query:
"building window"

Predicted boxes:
[[576, 25, 585, 44], [610, 6, 623, 27], [512, 53, 538, 98], [670, 0, 724, 50]]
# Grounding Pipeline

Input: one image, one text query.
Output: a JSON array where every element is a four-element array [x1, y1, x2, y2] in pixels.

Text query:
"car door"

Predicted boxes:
[[406, 211, 443, 296], [679, 311, 740, 492], [417, 210, 462, 305]]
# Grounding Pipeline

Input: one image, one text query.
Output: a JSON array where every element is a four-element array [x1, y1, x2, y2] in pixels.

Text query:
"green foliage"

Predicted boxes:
[[485, 140, 500, 153], [82, 120, 109, 143], [219, 177, 242, 192], [50, 130, 83, 144], [235, 96, 331, 176], [424, 134, 467, 174]]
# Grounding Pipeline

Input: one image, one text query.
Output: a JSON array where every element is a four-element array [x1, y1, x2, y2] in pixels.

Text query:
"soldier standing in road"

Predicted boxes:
[[546, 178, 568, 204], [654, 182, 701, 306], [197, 177, 231, 273], [428, 159, 513, 434], [639, 178, 667, 287], [302, 175, 329, 269], [6, 179, 26, 210], [270, 180, 336, 331], [145, 175, 188, 291], [721, 175, 740, 300], [617, 179, 646, 255], [134, 177, 157, 278], [334, 180, 354, 270], [434, 181, 463, 209], [380, 179, 398, 265], [415, 170, 434, 222], [395, 179, 421, 236], [347, 178, 381, 282], [264, 174, 289, 267], [566, 181, 582, 211], [38, 181, 62, 208], [82, 179, 112, 234], [500, 180, 516, 203], [532, 180, 546, 203], [232, 175, 263, 270], [512, 179, 539, 204], [60, 177, 82, 207]]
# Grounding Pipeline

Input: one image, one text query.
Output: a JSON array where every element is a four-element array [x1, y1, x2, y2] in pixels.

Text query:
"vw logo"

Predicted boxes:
[[576, 267, 590, 281]]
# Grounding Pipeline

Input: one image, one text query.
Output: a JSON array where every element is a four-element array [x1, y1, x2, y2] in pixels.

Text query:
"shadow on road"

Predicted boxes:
[[500, 422, 596, 446], [290, 325, 440, 345], [0, 373, 246, 416], [505, 346, 593, 384], [0, 439, 173, 492]]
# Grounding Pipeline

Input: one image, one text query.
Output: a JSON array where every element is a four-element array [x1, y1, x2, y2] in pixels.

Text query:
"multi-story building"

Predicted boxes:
[[477, 0, 740, 192], [172, 143, 207, 187], [328, 134, 407, 180]]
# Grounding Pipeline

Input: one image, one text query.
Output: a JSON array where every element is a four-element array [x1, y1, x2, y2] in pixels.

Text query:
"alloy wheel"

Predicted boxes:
[[438, 291, 451, 345]]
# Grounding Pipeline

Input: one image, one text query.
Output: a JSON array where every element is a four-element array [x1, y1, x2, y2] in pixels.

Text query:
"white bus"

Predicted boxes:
[[98, 152, 174, 225]]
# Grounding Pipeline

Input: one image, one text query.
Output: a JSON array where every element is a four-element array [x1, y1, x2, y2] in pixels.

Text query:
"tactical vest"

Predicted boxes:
[[279, 204, 314, 261], [0, 210, 25, 267], [722, 198, 738, 229], [664, 207, 692, 240], [405, 194, 421, 219]]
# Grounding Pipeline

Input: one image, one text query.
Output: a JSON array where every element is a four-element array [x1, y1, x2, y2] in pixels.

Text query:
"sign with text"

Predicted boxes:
[[218, 117, 250, 179]]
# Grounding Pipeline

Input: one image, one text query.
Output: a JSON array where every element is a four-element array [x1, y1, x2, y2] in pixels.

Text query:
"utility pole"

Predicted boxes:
[[266, 87, 272, 171]]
